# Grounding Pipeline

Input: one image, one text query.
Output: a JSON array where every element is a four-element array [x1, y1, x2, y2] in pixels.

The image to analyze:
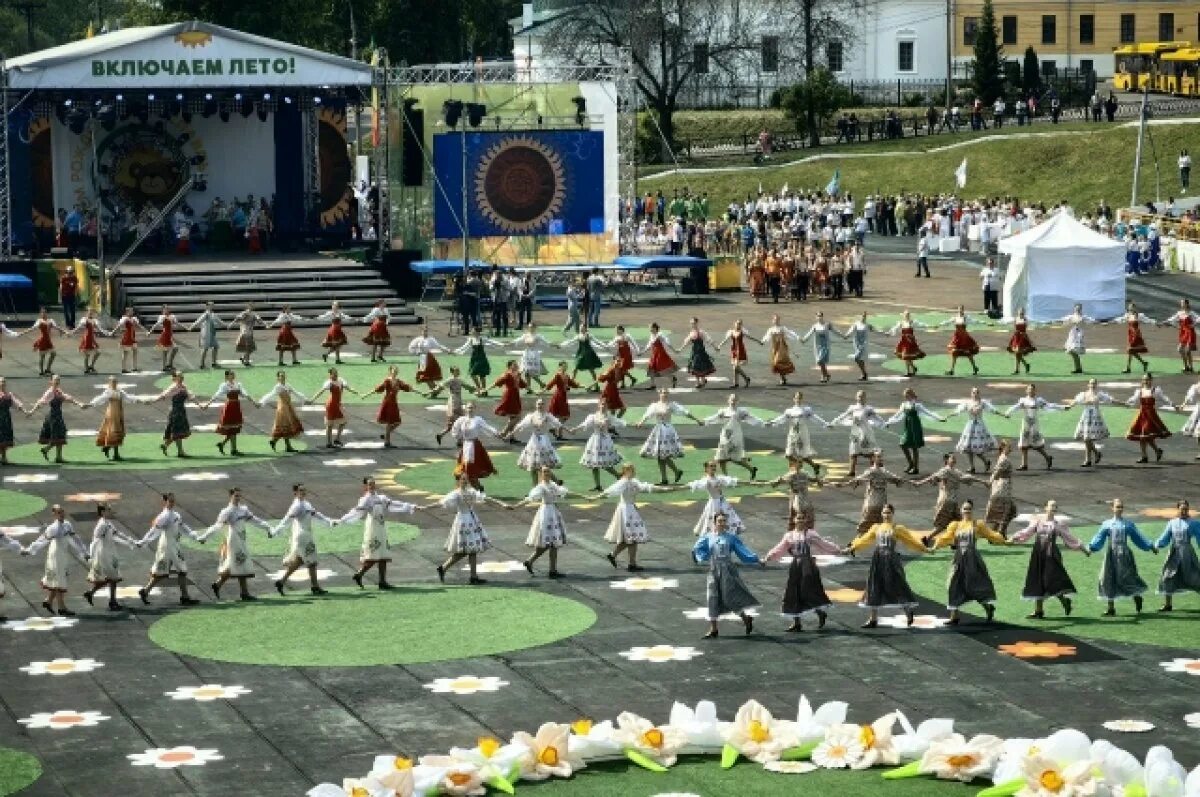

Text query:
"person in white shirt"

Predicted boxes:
[[206, 487, 273, 601], [22, 505, 90, 616], [980, 257, 1000, 314], [1180, 149, 1192, 193], [269, 483, 339, 595], [339, 477, 417, 590], [136, 493, 208, 606], [915, 231, 931, 277]]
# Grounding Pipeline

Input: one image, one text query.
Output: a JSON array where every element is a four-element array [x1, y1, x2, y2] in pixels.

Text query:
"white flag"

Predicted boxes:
[[955, 158, 968, 189], [781, 182, 789, 195]]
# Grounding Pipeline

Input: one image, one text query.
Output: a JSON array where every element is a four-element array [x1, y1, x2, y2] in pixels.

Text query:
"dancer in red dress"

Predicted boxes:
[[316, 302, 351, 363], [21, 308, 61, 376], [940, 304, 980, 376], [373, 365, 413, 447], [1006, 308, 1038, 375], [201, 370, 260, 456], [261, 371, 307, 453], [1117, 302, 1152, 374], [362, 300, 391, 362], [311, 367, 361, 448], [887, 310, 926, 378], [113, 307, 146, 374], [644, 322, 678, 390], [407, 325, 447, 388], [591, 354, 628, 417], [268, 305, 304, 366], [604, 325, 639, 387], [1125, 373, 1173, 463], [148, 305, 180, 372], [492, 360, 527, 439], [1158, 298, 1199, 373], [68, 309, 110, 375], [717, 319, 763, 389], [545, 362, 581, 437]]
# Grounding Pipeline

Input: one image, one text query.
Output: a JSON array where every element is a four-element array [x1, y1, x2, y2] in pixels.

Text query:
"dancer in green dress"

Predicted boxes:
[[884, 388, 945, 475], [561, 321, 605, 383], [454, 326, 501, 396]]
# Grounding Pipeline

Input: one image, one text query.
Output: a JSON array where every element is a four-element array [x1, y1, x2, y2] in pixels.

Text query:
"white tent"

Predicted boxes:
[[998, 211, 1126, 322]]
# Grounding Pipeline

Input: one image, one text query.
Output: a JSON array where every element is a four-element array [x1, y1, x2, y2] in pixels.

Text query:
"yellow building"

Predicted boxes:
[[951, 1, 1200, 77]]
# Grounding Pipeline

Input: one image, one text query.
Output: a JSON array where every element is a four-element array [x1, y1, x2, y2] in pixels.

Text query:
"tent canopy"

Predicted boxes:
[[5, 21, 373, 90], [998, 211, 1126, 322]]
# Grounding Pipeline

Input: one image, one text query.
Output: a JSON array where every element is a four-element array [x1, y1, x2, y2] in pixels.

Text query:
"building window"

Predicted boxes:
[[1002, 15, 1017, 45], [964, 17, 978, 46], [1159, 12, 1174, 41], [1042, 60, 1057, 77], [761, 36, 779, 72], [1079, 14, 1094, 44], [1120, 14, 1136, 44], [826, 41, 844, 72], [1041, 15, 1056, 45], [897, 40, 914, 72], [692, 43, 709, 74], [1080, 59, 1094, 74]]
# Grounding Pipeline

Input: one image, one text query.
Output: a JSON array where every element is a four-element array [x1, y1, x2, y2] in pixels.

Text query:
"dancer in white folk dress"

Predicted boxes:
[[339, 477, 417, 590], [688, 459, 746, 536], [0, 530, 22, 621], [570, 398, 626, 490], [1177, 377, 1200, 459], [136, 493, 207, 607], [450, 403, 504, 491], [408, 325, 448, 390], [515, 323, 552, 392], [269, 484, 339, 596], [637, 388, 701, 484], [426, 473, 507, 584], [946, 386, 1003, 473], [1057, 303, 1096, 374], [768, 391, 826, 475], [702, 394, 762, 478], [1005, 384, 1061, 470], [81, 503, 139, 611], [510, 468, 572, 577], [23, 505, 89, 616], [207, 487, 273, 601], [603, 464, 678, 571], [1064, 379, 1114, 466], [513, 399, 565, 484], [827, 390, 885, 477]]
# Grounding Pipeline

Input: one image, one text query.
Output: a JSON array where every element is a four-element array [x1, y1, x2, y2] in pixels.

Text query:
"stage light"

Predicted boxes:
[[465, 102, 486, 128], [284, 96, 293, 105], [263, 92, 272, 101], [235, 93, 243, 101], [115, 94, 123, 102], [442, 99, 463, 128], [176, 93, 184, 101], [572, 96, 587, 126], [313, 96, 322, 105], [147, 93, 155, 101]]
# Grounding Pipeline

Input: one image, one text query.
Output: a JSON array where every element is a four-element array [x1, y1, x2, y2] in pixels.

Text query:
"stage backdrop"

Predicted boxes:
[[432, 130, 605, 240]]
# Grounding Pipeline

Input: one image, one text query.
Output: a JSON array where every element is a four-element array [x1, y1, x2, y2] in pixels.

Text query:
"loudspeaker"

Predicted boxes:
[[401, 107, 425, 187], [377, 249, 425, 299], [689, 265, 710, 295]]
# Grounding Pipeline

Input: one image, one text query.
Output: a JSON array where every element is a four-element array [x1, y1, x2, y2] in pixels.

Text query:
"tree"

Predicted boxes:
[[1021, 46, 1041, 97], [781, 67, 850, 144], [970, 0, 1004, 103]]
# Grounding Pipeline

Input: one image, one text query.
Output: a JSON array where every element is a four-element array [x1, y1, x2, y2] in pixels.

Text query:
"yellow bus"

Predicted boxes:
[[1160, 48, 1200, 97], [1112, 41, 1191, 91]]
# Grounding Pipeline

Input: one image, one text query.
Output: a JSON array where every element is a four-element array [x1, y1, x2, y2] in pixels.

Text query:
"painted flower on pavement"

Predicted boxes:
[[19, 710, 109, 730], [116, 585, 161, 600], [619, 645, 702, 663], [128, 747, 224, 769], [1102, 719, 1155, 733], [64, 492, 122, 502], [3, 616, 77, 632], [165, 685, 251, 702], [723, 699, 800, 764], [1185, 712, 1200, 728], [324, 458, 377, 468], [173, 472, 228, 482], [681, 607, 759, 622], [512, 722, 582, 780], [0, 525, 40, 537], [826, 588, 863, 603], [998, 641, 1077, 659], [610, 577, 678, 592], [613, 712, 687, 768], [1161, 658, 1200, 676], [4, 473, 57, 484], [21, 658, 104, 676], [877, 614, 948, 630], [422, 676, 508, 695], [267, 568, 338, 583], [764, 761, 817, 774], [812, 726, 864, 769], [340, 441, 383, 450], [461, 560, 524, 574], [918, 734, 1004, 781]]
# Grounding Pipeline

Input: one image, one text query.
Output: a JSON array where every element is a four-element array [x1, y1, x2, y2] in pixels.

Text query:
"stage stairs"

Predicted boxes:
[[113, 256, 422, 327]]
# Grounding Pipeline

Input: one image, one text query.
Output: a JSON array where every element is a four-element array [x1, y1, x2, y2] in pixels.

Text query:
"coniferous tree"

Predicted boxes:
[[970, 0, 1004, 103]]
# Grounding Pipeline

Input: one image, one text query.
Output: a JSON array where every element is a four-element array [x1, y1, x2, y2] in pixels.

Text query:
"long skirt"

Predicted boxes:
[[456, 442, 497, 480], [235, 330, 256, 354], [271, 401, 304, 439], [1096, 545, 1146, 600], [574, 341, 604, 371], [151, 533, 188, 576], [0, 406, 13, 451], [931, 499, 961, 533], [524, 504, 567, 548], [785, 422, 816, 460], [468, 345, 491, 378], [41, 538, 78, 592], [38, 407, 67, 446], [219, 529, 255, 577], [640, 423, 684, 460], [781, 554, 831, 617], [692, 497, 744, 537], [360, 517, 391, 564], [1017, 417, 1045, 449], [860, 548, 918, 609], [275, 324, 300, 352], [444, 511, 491, 554], [1127, 405, 1171, 441], [216, 399, 243, 435], [946, 547, 997, 608], [282, 527, 318, 567], [686, 343, 716, 377], [580, 432, 623, 469], [706, 560, 759, 618], [87, 537, 123, 585], [604, 503, 649, 544], [517, 432, 561, 470], [163, 404, 190, 442], [416, 352, 443, 383], [855, 504, 884, 538], [770, 338, 796, 375], [985, 496, 1016, 531], [96, 402, 126, 448], [1074, 407, 1109, 441], [956, 419, 996, 455], [1021, 543, 1076, 599], [322, 322, 347, 349], [1158, 542, 1200, 596]]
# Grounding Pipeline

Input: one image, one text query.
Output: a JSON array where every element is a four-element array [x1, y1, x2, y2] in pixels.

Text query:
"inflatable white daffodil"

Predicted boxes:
[[566, 719, 622, 762], [722, 699, 801, 764], [841, 712, 900, 769], [893, 710, 956, 761], [994, 729, 1094, 787], [917, 733, 1004, 782], [667, 700, 726, 752], [1019, 753, 1098, 797], [513, 723, 583, 781], [793, 694, 849, 743], [613, 712, 688, 768]]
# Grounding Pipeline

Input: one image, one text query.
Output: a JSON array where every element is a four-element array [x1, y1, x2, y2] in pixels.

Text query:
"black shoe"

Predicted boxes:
[[58, 609, 76, 617], [816, 610, 827, 629], [627, 564, 644, 572], [436, 565, 446, 583], [352, 572, 364, 589], [311, 587, 329, 596], [523, 560, 534, 575], [1026, 611, 1044, 619], [1103, 607, 1116, 617], [268, 439, 278, 452], [468, 576, 488, 585], [137, 588, 150, 605], [743, 615, 754, 635], [905, 609, 915, 626], [703, 629, 719, 639], [274, 580, 285, 596], [180, 597, 200, 606], [605, 554, 618, 569], [211, 582, 222, 600], [786, 621, 802, 632], [1061, 597, 1073, 616], [1134, 595, 1143, 613], [861, 619, 878, 628], [108, 600, 123, 611], [547, 570, 563, 579], [240, 594, 258, 602], [984, 604, 995, 622], [82, 590, 95, 606], [1159, 604, 1173, 612]]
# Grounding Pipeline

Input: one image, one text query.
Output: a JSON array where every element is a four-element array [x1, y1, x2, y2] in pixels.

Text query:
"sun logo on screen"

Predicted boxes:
[[474, 136, 566, 234], [174, 31, 213, 48]]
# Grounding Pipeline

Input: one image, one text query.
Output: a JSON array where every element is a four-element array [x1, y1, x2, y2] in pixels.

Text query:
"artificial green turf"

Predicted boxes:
[[520, 758, 974, 796], [881, 353, 1184, 382], [907, 547, 1199, 649], [0, 490, 47, 524], [148, 586, 597, 666], [0, 748, 41, 796], [180, 521, 419, 556], [4, 432, 305, 470]]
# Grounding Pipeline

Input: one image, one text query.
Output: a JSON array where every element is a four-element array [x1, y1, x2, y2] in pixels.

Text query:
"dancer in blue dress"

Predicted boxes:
[[692, 512, 764, 638], [1154, 499, 1200, 612], [1087, 499, 1156, 616]]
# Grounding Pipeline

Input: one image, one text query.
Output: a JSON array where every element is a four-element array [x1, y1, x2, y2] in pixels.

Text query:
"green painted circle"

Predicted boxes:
[[181, 521, 419, 556], [5, 432, 305, 470], [521, 759, 975, 796], [907, 547, 1199, 649], [880, 352, 1182, 381], [0, 748, 41, 797], [0, 490, 48, 524], [148, 586, 597, 666]]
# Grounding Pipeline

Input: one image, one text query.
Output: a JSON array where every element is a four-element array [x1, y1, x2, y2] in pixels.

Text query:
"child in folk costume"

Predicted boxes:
[[827, 390, 885, 477], [1064, 379, 1114, 466], [1177, 378, 1200, 459], [984, 440, 1019, 536], [68, 309, 109, 374], [23, 505, 90, 616], [269, 483, 338, 596], [207, 487, 273, 601], [450, 402, 503, 490], [230, 303, 265, 366], [267, 305, 305, 366], [1124, 373, 1173, 463], [675, 317, 717, 388], [590, 354, 628, 418], [643, 322, 678, 389], [938, 305, 981, 376], [88, 376, 133, 461], [426, 473, 506, 585], [1057, 303, 1096, 374], [692, 513, 764, 638], [1158, 297, 1200, 373], [885, 388, 945, 475], [603, 325, 639, 388], [513, 398, 564, 485], [374, 365, 414, 448], [515, 323, 551, 392], [0, 531, 23, 621], [1154, 499, 1200, 612], [717, 319, 762, 389], [702, 393, 762, 478], [561, 322, 605, 384], [147, 305, 180, 372], [638, 388, 701, 484], [26, 374, 86, 464], [929, 500, 1009, 624], [310, 367, 360, 448], [454, 327, 501, 396], [603, 464, 676, 571], [492, 360, 528, 439], [1009, 500, 1088, 618], [833, 451, 906, 537], [316, 302, 351, 364], [146, 370, 193, 458], [761, 314, 799, 386], [261, 370, 307, 452], [188, 301, 223, 369], [1087, 498, 1156, 616], [765, 519, 840, 631], [21, 307, 62, 376], [362, 299, 392, 362], [1114, 301, 1153, 374], [946, 386, 1003, 473], [763, 460, 823, 530], [1006, 308, 1038, 375], [428, 365, 472, 445], [768, 391, 826, 475], [800, 312, 834, 383], [136, 493, 207, 606], [408, 325, 447, 389], [510, 468, 571, 577], [1004, 383, 1061, 470], [545, 361, 581, 436], [570, 398, 625, 490], [844, 503, 931, 628], [114, 306, 147, 373], [340, 477, 417, 590], [0, 377, 26, 465], [887, 310, 926, 378], [81, 503, 139, 611], [840, 312, 876, 381], [912, 453, 984, 538], [202, 370, 260, 456]]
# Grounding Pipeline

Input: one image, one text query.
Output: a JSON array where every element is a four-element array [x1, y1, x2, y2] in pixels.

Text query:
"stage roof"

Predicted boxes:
[[5, 21, 373, 91]]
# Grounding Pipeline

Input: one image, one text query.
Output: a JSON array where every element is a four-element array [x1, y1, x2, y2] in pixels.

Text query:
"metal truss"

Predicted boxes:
[[301, 103, 320, 231], [615, 47, 637, 255], [389, 61, 622, 85], [372, 51, 391, 251], [0, 58, 12, 259]]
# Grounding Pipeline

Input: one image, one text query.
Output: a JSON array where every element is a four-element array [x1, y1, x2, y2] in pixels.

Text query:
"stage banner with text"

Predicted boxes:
[[432, 130, 605, 240]]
